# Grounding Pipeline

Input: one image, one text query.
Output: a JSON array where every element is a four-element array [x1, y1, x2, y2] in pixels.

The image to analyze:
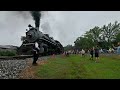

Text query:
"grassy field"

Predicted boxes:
[[35, 54, 120, 79]]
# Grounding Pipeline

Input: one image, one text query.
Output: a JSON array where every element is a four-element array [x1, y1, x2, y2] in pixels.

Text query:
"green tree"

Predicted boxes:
[[113, 32, 120, 45], [74, 36, 93, 50], [101, 21, 120, 47], [87, 26, 102, 44], [64, 45, 73, 51], [83, 26, 102, 47], [74, 21, 120, 50]]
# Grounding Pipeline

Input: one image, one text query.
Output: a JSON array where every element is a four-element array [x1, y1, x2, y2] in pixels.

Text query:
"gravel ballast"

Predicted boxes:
[[0, 55, 56, 79], [0, 60, 27, 79]]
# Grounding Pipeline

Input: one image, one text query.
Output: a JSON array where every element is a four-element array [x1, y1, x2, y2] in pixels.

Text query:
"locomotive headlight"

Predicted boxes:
[[26, 30, 37, 42], [26, 32, 33, 40], [28, 34, 32, 38]]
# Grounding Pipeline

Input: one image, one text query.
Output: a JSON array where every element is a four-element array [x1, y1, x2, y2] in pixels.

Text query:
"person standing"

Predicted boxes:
[[116, 42, 120, 55], [112, 42, 120, 55], [32, 42, 40, 65], [81, 49, 85, 57], [94, 45, 99, 62], [90, 47, 94, 60]]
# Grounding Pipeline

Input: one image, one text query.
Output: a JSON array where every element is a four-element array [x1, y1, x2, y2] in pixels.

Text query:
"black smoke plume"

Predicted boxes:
[[30, 11, 41, 28]]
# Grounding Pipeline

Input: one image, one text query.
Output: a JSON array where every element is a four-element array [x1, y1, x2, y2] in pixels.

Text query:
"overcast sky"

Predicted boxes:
[[0, 11, 120, 47]]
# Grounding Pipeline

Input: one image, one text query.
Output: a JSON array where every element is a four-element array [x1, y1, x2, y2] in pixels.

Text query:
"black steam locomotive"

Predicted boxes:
[[18, 25, 64, 56]]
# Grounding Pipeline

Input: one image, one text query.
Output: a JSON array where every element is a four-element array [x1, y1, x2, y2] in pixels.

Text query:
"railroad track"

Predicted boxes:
[[0, 54, 57, 60], [0, 55, 33, 60]]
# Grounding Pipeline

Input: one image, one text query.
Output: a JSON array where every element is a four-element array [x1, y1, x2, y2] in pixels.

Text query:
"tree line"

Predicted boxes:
[[64, 21, 120, 51]]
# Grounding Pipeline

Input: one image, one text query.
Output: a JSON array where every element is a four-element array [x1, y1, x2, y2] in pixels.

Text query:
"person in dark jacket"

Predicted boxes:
[[90, 47, 94, 60], [94, 45, 99, 62]]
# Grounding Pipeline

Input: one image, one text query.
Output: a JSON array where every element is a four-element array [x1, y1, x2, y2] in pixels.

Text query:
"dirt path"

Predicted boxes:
[[19, 58, 48, 79]]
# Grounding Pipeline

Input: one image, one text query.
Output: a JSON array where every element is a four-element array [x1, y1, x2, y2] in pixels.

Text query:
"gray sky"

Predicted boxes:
[[0, 11, 120, 47]]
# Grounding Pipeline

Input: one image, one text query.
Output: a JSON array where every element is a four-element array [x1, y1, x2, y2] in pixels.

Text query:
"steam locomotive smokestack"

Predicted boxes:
[[30, 11, 41, 30]]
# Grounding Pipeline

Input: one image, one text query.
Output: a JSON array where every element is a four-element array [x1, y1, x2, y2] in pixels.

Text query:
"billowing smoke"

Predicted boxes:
[[30, 11, 41, 28], [41, 22, 52, 34]]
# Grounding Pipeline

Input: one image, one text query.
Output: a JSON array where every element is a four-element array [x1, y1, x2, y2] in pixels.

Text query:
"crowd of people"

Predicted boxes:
[[32, 41, 120, 65], [64, 42, 120, 63], [64, 45, 100, 62]]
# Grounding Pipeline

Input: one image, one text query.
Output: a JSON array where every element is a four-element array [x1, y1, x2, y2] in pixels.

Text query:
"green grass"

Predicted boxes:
[[0, 50, 17, 56], [36, 54, 120, 79]]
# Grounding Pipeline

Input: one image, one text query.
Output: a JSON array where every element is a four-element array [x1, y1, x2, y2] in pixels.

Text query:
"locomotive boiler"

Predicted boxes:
[[18, 24, 64, 56]]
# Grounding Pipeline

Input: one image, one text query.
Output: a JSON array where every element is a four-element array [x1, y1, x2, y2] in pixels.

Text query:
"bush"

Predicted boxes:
[[0, 50, 17, 56]]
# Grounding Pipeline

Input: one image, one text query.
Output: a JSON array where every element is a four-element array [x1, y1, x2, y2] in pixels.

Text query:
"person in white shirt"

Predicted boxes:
[[32, 42, 40, 65], [81, 49, 85, 56]]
